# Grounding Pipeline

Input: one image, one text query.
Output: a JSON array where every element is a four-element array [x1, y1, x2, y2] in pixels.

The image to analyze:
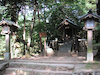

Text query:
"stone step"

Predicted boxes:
[[0, 62, 9, 75], [10, 60, 83, 64], [4, 68, 100, 75], [4, 67, 73, 75], [57, 52, 71, 56], [10, 56, 84, 64], [78, 52, 87, 56], [9, 62, 75, 71]]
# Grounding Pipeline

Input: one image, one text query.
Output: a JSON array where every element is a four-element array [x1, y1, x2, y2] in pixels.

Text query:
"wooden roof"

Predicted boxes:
[[0, 19, 20, 28], [58, 18, 80, 30], [79, 10, 100, 22]]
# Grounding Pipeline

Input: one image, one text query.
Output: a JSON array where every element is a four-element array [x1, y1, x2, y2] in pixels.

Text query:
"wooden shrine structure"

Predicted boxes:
[[57, 17, 81, 42]]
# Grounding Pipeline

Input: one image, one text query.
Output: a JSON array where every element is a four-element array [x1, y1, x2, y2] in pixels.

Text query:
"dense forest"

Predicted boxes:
[[0, 0, 100, 58]]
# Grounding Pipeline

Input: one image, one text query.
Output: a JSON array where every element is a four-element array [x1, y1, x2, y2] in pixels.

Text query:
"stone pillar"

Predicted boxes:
[[44, 39, 47, 56], [4, 34, 10, 60], [87, 30, 93, 62], [63, 29, 65, 42]]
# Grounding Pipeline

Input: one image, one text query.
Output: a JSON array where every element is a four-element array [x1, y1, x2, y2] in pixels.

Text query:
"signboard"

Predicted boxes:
[[39, 32, 47, 37]]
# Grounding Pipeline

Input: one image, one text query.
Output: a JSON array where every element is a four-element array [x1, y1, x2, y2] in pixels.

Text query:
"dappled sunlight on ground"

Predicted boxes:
[[56, 57, 65, 60], [11, 55, 86, 64], [78, 56, 86, 60], [17, 70, 27, 75], [77, 56, 86, 62], [10, 72, 16, 75], [8, 69, 27, 75]]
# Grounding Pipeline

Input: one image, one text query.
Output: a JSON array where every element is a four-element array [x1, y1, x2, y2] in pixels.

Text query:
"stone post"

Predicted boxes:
[[44, 39, 47, 56], [4, 34, 10, 60], [87, 30, 93, 62]]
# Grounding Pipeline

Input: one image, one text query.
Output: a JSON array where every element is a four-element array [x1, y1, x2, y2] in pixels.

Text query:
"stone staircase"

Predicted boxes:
[[0, 61, 9, 75], [3, 56, 100, 75], [3, 57, 75, 75], [2, 56, 79, 75]]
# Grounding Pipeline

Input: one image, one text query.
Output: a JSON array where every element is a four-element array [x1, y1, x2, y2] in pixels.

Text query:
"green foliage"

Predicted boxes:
[[0, 35, 5, 56], [85, 0, 96, 10], [0, 0, 98, 57], [85, 62, 100, 69]]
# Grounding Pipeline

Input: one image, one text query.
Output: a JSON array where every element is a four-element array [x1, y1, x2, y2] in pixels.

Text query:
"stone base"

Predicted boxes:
[[87, 53, 93, 62], [4, 52, 10, 60]]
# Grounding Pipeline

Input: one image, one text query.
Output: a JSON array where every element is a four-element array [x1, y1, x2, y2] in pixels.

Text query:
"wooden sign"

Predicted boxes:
[[39, 32, 46, 37]]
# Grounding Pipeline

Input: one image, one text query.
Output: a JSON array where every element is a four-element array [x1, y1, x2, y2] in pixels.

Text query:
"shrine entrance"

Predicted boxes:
[[56, 17, 82, 56]]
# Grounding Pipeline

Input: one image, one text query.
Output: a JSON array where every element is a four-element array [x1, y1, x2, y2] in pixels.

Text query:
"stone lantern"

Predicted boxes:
[[79, 10, 100, 62], [0, 19, 20, 60]]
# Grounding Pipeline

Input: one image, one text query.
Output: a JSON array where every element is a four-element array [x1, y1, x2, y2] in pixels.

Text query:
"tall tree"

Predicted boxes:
[[30, 0, 38, 42], [97, 0, 100, 15], [22, 6, 26, 55], [94, 0, 100, 59]]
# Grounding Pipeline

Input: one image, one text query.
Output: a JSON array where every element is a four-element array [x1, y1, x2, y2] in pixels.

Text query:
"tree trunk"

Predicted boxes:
[[23, 11, 26, 55], [97, 0, 100, 15], [95, 0, 100, 59], [26, 0, 37, 55], [44, 39, 47, 56], [26, 35, 31, 55], [37, 6, 43, 54], [94, 33, 100, 58], [30, 0, 37, 43]]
